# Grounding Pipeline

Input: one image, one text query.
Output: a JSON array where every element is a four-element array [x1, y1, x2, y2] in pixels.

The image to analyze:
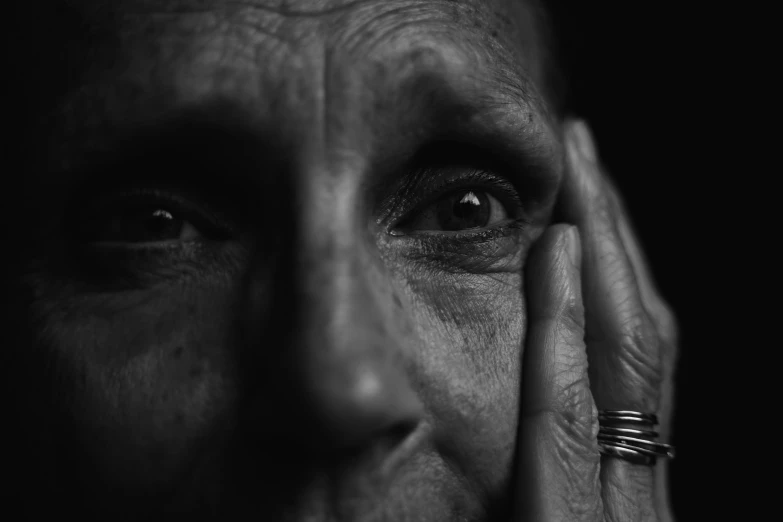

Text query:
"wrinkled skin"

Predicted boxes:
[[2, 0, 676, 521]]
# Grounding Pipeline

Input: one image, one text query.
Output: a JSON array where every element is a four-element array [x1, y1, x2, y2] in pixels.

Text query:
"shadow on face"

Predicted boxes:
[[3, 0, 564, 520]]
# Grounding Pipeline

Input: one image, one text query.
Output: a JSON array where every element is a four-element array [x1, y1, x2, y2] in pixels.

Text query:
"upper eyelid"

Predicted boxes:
[[387, 168, 524, 231], [73, 188, 236, 239], [409, 174, 521, 212]]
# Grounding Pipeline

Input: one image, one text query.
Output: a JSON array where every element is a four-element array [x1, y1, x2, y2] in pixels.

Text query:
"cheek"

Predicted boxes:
[[31, 282, 238, 490], [404, 271, 525, 496]]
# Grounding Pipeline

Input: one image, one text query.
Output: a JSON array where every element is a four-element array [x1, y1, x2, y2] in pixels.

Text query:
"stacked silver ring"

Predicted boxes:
[[597, 410, 675, 466]]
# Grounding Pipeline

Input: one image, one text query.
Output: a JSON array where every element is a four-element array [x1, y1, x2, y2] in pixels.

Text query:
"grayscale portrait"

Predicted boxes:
[[3, 1, 687, 520]]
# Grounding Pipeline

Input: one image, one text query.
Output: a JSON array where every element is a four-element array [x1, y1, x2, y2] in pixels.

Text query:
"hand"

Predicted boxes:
[[514, 121, 678, 521]]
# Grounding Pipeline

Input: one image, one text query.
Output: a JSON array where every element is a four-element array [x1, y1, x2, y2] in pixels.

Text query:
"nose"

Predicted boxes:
[[241, 178, 424, 460]]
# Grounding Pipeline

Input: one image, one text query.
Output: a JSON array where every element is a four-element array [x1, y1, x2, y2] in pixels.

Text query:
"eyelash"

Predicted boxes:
[[73, 187, 235, 244], [388, 168, 530, 238]]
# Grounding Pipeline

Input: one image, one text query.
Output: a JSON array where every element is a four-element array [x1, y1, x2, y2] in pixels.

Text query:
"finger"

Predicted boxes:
[[561, 121, 664, 521], [615, 218, 677, 522], [600, 149, 679, 522], [516, 224, 603, 522]]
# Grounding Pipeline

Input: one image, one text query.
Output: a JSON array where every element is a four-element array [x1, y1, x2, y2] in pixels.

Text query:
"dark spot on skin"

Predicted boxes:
[[162, 392, 170, 401], [175, 413, 185, 425], [491, 30, 499, 38], [190, 366, 202, 378], [173, 346, 184, 358], [393, 293, 402, 309]]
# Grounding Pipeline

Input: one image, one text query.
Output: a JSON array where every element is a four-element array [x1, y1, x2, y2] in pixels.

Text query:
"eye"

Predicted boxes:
[[82, 203, 202, 246], [68, 186, 237, 248], [401, 189, 509, 233]]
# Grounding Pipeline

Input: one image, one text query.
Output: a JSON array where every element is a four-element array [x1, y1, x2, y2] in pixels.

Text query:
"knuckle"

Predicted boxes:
[[614, 320, 664, 409], [561, 291, 586, 333], [551, 375, 601, 452]]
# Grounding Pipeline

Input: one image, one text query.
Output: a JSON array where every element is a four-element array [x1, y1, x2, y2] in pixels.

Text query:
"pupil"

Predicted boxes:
[[139, 209, 181, 240], [437, 190, 490, 231], [111, 207, 183, 242], [147, 210, 175, 234], [453, 192, 481, 219]]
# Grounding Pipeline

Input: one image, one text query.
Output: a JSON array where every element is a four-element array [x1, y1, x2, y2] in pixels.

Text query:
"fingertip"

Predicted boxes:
[[558, 119, 604, 224], [564, 225, 581, 269], [526, 225, 583, 325], [570, 120, 598, 163]]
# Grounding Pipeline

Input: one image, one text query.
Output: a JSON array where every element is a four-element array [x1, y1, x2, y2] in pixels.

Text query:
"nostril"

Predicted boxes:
[[386, 417, 421, 443], [329, 418, 426, 477], [367, 419, 420, 457]]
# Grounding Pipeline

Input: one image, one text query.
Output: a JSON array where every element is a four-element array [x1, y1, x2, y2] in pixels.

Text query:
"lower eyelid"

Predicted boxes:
[[397, 233, 528, 275], [395, 218, 529, 243]]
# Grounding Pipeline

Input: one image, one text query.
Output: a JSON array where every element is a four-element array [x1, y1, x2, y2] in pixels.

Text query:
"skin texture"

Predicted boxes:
[[3, 1, 677, 521]]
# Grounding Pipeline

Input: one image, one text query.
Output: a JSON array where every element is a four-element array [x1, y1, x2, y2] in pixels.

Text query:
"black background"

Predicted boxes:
[[549, 3, 757, 519]]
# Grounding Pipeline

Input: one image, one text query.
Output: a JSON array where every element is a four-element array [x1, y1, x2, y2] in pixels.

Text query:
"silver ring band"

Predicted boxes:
[[597, 409, 674, 466], [598, 443, 658, 466], [598, 434, 676, 459], [598, 426, 660, 438], [598, 410, 659, 424]]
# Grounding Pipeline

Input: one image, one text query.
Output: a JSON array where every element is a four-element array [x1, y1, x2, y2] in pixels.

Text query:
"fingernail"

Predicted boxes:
[[565, 226, 581, 268], [572, 121, 598, 163]]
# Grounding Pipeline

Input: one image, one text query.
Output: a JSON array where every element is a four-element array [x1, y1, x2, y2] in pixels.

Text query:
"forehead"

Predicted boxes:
[[24, 0, 550, 170], [74, 0, 538, 38], [35, 0, 544, 88]]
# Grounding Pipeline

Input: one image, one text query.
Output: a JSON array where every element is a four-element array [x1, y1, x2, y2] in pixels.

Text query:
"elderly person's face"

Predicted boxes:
[[14, 0, 564, 519]]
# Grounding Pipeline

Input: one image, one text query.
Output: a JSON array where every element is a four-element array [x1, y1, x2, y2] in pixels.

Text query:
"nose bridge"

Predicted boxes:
[[299, 169, 377, 342], [297, 167, 386, 390]]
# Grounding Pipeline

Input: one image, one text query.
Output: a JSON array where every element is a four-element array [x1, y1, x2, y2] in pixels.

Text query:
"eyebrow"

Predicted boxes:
[[365, 42, 562, 199]]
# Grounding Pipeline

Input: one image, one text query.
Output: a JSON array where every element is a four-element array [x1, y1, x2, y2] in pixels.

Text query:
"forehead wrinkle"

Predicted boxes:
[[321, 0, 542, 111], [113, 0, 512, 15], [328, 0, 527, 64]]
